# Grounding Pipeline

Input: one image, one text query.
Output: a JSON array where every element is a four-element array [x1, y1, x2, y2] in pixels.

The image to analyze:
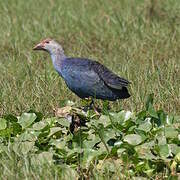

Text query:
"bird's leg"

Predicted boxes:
[[82, 98, 100, 115], [82, 97, 92, 111], [89, 98, 94, 109], [89, 98, 101, 115]]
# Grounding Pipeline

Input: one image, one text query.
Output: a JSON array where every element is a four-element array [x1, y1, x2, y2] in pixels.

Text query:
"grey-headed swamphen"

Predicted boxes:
[[33, 38, 131, 102]]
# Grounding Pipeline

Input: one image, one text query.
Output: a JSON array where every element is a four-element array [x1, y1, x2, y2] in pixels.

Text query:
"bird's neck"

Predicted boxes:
[[50, 49, 66, 69]]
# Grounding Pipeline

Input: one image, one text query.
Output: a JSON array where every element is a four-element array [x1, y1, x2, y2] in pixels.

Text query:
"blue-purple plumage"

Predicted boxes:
[[55, 58, 130, 100], [33, 39, 131, 101]]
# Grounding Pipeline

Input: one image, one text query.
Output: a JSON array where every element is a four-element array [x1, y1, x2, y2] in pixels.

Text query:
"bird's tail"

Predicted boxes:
[[118, 87, 131, 99]]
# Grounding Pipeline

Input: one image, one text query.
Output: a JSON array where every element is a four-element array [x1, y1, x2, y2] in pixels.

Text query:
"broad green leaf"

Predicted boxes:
[[18, 113, 37, 129], [164, 126, 178, 139], [137, 118, 152, 132], [169, 144, 180, 155], [0, 118, 7, 130], [124, 134, 143, 146], [135, 142, 157, 160], [156, 135, 167, 145], [158, 144, 170, 158], [145, 93, 154, 110], [12, 122, 22, 135], [117, 148, 126, 156], [98, 115, 111, 127], [82, 149, 100, 168], [15, 132, 37, 142], [3, 114, 18, 122], [148, 103, 158, 119], [56, 118, 70, 127], [50, 139, 66, 149], [48, 127, 62, 137], [33, 121, 48, 130]]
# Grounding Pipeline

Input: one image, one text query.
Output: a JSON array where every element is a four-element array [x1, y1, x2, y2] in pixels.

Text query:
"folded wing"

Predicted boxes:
[[92, 61, 130, 90]]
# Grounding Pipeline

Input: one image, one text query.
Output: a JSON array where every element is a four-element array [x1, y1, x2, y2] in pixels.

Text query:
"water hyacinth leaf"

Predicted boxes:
[[0, 128, 12, 137], [164, 126, 178, 139], [33, 121, 48, 131], [135, 142, 157, 160], [56, 118, 70, 127], [16, 132, 37, 142], [48, 127, 62, 137], [169, 144, 180, 155], [117, 148, 126, 156], [109, 111, 126, 124], [137, 118, 152, 132], [158, 144, 171, 158], [28, 110, 43, 122], [82, 149, 100, 168], [148, 103, 158, 119], [0, 118, 7, 130], [98, 115, 111, 127], [3, 114, 18, 122], [18, 113, 37, 129], [145, 93, 154, 110], [158, 110, 167, 125], [124, 134, 143, 146], [12, 122, 22, 135], [83, 139, 100, 149], [137, 110, 147, 120], [157, 135, 167, 145], [50, 139, 66, 149]]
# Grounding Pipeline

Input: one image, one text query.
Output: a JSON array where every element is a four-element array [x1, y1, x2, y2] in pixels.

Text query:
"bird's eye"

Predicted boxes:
[[46, 41, 49, 44]]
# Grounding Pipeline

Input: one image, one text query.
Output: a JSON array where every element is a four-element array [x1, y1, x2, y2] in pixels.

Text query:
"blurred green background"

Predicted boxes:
[[0, 0, 179, 116]]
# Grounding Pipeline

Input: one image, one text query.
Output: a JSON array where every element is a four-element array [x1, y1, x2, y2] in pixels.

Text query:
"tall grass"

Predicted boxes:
[[0, 0, 179, 116]]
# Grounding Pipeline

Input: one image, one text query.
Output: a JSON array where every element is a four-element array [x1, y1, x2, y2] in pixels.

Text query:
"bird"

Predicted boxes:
[[33, 38, 131, 103]]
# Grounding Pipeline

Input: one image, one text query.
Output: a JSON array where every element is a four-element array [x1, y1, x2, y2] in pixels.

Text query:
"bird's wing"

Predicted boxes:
[[92, 61, 130, 90]]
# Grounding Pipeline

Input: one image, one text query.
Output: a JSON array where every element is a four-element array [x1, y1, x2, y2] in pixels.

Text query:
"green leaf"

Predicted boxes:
[[32, 121, 48, 131], [158, 144, 170, 158], [156, 135, 167, 145], [164, 126, 178, 139], [117, 148, 126, 157], [148, 103, 158, 119], [0, 118, 7, 130], [169, 144, 180, 155], [56, 118, 70, 127], [98, 115, 111, 127], [82, 149, 101, 168], [135, 141, 157, 160], [12, 122, 22, 135], [145, 93, 154, 110], [124, 134, 143, 146], [50, 139, 66, 149], [3, 114, 18, 122], [48, 127, 62, 137], [18, 113, 37, 129], [137, 118, 152, 132]]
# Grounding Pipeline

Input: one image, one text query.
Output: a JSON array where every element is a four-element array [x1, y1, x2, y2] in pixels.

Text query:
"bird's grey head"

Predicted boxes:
[[33, 38, 64, 55]]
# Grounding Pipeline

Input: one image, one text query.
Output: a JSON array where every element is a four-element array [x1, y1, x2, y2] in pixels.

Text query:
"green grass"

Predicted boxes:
[[0, 0, 179, 116]]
